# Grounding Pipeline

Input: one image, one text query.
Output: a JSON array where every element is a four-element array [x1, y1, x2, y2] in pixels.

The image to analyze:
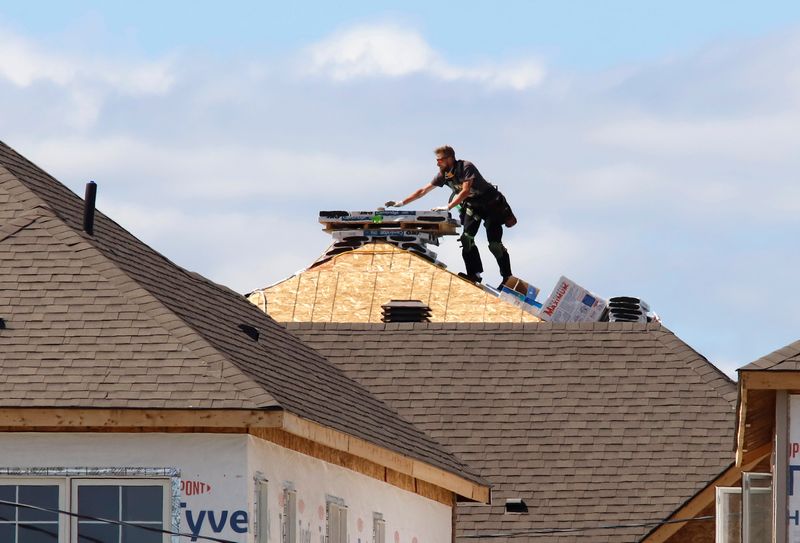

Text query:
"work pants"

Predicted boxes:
[[460, 208, 512, 279]]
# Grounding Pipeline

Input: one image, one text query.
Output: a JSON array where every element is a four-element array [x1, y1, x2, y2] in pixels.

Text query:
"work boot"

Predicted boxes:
[[458, 272, 482, 284]]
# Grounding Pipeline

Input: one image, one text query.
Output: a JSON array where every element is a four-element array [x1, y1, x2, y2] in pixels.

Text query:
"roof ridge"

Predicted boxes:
[[2, 168, 278, 409], [653, 325, 738, 406]]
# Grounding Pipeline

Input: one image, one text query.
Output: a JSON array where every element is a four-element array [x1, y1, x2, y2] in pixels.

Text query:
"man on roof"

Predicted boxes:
[[385, 145, 516, 286]]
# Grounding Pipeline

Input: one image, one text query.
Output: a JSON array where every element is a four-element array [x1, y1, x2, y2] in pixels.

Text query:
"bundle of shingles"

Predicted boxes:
[[318, 210, 459, 266]]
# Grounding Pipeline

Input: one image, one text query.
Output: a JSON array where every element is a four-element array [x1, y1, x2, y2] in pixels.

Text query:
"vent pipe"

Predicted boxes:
[[608, 296, 651, 323], [83, 181, 97, 235]]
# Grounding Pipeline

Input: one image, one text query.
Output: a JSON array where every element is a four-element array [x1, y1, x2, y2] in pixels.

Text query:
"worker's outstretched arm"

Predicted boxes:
[[386, 183, 436, 208], [445, 180, 472, 210]]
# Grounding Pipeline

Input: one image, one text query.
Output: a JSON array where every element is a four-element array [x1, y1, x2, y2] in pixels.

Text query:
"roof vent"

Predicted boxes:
[[381, 300, 431, 323], [608, 296, 651, 323], [505, 498, 528, 513], [0, 318, 5, 329], [83, 181, 97, 235], [238, 323, 260, 341]]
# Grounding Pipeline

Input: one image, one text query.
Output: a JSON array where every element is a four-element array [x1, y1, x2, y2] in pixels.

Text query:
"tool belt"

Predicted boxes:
[[465, 187, 517, 228]]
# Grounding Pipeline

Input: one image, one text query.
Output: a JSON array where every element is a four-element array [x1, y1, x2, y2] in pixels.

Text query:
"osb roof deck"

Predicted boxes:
[[289, 322, 738, 543], [249, 243, 540, 323], [0, 140, 484, 489]]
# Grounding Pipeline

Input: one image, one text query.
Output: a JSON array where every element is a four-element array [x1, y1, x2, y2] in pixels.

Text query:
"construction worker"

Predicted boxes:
[[385, 145, 515, 286]]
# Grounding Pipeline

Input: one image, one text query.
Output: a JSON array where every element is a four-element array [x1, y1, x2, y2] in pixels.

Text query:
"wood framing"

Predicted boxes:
[[642, 442, 772, 543], [741, 371, 800, 390], [0, 407, 489, 504], [737, 371, 785, 466]]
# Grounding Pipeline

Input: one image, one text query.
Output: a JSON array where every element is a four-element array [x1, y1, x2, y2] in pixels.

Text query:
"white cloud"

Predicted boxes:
[[0, 29, 174, 94], [305, 23, 545, 90], [0, 26, 175, 128], [20, 137, 418, 204]]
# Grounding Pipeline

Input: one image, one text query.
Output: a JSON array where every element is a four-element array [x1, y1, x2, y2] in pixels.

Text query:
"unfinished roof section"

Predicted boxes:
[[249, 243, 540, 323], [0, 140, 485, 494], [289, 321, 738, 542], [735, 339, 800, 468]]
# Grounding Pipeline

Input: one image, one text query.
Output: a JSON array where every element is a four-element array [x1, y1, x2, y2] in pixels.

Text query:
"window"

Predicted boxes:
[[72, 479, 168, 543], [282, 488, 296, 543], [716, 487, 741, 543], [326, 499, 347, 543], [0, 480, 64, 542], [742, 472, 772, 543], [372, 513, 385, 543], [0, 469, 175, 543]]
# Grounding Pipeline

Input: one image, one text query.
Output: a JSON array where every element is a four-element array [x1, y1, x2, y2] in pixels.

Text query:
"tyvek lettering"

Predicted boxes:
[[186, 509, 206, 541], [207, 510, 228, 532], [230, 511, 248, 533]]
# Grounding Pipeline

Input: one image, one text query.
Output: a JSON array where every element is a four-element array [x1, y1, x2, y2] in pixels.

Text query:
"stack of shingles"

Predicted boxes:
[[318, 210, 458, 265]]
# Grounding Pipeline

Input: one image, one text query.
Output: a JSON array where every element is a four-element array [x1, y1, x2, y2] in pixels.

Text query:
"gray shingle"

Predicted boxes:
[[0, 140, 482, 487], [289, 322, 737, 542]]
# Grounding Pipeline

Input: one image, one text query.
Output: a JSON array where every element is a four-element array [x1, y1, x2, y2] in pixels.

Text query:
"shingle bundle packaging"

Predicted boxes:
[[539, 275, 608, 323], [498, 276, 542, 315], [318, 210, 458, 264]]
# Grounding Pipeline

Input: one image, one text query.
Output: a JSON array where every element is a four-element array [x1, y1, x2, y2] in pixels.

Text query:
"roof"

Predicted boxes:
[[288, 321, 738, 542], [739, 338, 800, 371], [248, 243, 540, 323], [0, 140, 484, 489]]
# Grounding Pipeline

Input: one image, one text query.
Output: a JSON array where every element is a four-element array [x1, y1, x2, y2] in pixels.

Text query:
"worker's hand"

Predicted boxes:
[[431, 205, 449, 212], [385, 200, 404, 208]]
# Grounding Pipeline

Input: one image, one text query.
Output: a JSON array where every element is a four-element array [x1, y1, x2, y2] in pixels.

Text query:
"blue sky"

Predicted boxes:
[[2, 2, 800, 375]]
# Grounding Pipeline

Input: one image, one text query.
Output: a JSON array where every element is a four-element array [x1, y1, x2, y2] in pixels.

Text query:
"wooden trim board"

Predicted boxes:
[[642, 442, 771, 543], [0, 407, 489, 503]]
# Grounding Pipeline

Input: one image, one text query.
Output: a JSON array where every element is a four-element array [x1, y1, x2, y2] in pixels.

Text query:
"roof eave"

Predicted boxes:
[[0, 406, 489, 503]]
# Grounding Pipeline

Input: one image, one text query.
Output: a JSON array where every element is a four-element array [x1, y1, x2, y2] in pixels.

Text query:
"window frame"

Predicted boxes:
[[372, 512, 385, 543], [0, 467, 179, 543], [282, 487, 297, 543], [70, 477, 171, 543], [254, 476, 269, 543], [326, 496, 347, 543], [0, 477, 67, 543], [716, 486, 742, 543], [742, 472, 772, 543]]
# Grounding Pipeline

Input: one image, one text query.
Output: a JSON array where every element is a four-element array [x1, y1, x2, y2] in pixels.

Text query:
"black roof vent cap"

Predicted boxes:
[[505, 498, 528, 513], [381, 300, 431, 323], [238, 323, 260, 341], [0, 318, 5, 329]]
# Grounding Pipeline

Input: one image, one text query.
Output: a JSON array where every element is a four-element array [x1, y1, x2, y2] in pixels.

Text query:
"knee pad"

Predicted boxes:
[[488, 241, 506, 258], [460, 233, 476, 251]]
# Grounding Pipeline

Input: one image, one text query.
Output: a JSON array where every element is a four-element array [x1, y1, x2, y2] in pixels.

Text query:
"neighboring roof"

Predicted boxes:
[[288, 321, 738, 542], [0, 140, 484, 489], [249, 243, 540, 323], [734, 339, 800, 470], [739, 338, 800, 371]]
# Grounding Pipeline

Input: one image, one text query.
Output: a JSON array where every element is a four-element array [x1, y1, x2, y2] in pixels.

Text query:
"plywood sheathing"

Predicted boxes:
[[252, 243, 540, 323]]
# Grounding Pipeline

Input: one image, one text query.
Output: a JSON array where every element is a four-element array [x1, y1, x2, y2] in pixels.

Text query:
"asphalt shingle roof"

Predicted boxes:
[[288, 321, 738, 542], [739, 338, 800, 371], [0, 140, 482, 485]]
